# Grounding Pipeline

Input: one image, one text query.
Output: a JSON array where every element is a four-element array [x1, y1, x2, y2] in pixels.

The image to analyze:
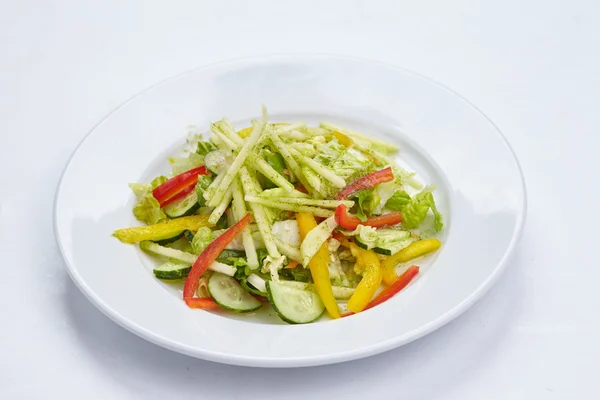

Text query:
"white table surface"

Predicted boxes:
[[1, 1, 598, 398]]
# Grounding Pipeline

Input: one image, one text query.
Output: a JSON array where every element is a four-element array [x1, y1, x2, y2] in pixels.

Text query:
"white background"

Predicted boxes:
[[1, 1, 598, 399]]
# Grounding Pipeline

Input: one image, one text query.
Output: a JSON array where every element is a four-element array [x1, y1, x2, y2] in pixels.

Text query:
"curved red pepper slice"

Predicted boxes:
[[336, 167, 394, 200], [183, 213, 252, 300], [364, 265, 419, 310], [341, 265, 419, 317], [159, 182, 196, 207], [335, 204, 403, 230], [153, 166, 209, 206], [185, 297, 221, 309]]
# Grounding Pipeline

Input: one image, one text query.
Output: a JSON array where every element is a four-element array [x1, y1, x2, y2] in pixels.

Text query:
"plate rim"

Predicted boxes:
[[53, 54, 527, 367]]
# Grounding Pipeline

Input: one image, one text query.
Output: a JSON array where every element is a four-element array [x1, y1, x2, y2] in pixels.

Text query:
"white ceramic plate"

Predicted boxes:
[[54, 55, 526, 367]]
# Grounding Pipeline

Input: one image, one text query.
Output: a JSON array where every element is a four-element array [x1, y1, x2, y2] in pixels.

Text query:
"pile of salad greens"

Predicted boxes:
[[114, 107, 444, 324]]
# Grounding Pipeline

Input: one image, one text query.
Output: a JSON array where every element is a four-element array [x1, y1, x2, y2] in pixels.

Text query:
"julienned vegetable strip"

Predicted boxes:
[[152, 166, 209, 206], [364, 265, 419, 311], [203, 172, 225, 201], [336, 167, 394, 199], [247, 152, 295, 192], [265, 197, 354, 209], [213, 125, 294, 192], [231, 176, 259, 270], [240, 166, 281, 258], [267, 127, 314, 194], [183, 213, 252, 300], [320, 122, 400, 154], [245, 196, 335, 218], [335, 204, 403, 230], [113, 215, 213, 243], [289, 147, 346, 188], [208, 186, 233, 224], [296, 213, 340, 319], [208, 110, 267, 207], [274, 237, 302, 263]]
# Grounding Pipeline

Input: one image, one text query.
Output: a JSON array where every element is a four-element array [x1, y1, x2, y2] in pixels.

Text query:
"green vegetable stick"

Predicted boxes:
[[247, 152, 295, 192], [203, 172, 225, 201], [274, 237, 302, 263], [208, 186, 233, 225], [208, 112, 267, 207], [244, 196, 334, 218], [239, 166, 281, 258], [320, 122, 400, 154], [289, 147, 346, 188], [266, 197, 354, 209], [267, 128, 314, 193], [231, 176, 259, 270], [210, 123, 238, 151]]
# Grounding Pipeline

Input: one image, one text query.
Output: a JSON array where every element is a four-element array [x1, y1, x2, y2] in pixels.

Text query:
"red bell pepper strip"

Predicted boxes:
[[335, 204, 403, 230], [183, 213, 252, 300], [364, 265, 419, 311], [153, 166, 209, 206], [159, 182, 196, 207], [185, 297, 221, 309], [341, 265, 419, 317], [336, 167, 394, 199]]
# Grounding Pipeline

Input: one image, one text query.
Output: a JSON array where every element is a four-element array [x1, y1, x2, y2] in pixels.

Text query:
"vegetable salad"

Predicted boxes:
[[114, 107, 444, 323]]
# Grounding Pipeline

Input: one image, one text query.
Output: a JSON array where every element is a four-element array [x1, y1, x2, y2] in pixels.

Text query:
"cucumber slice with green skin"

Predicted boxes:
[[154, 231, 185, 246], [208, 273, 262, 313], [183, 230, 195, 243], [153, 262, 191, 280], [163, 190, 200, 218], [266, 280, 325, 324]]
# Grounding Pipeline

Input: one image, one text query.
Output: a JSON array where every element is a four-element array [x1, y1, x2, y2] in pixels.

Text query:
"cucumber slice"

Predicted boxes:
[[266, 280, 325, 324], [154, 231, 185, 246], [208, 273, 262, 313], [183, 230, 195, 243], [153, 262, 191, 280], [163, 190, 200, 218]]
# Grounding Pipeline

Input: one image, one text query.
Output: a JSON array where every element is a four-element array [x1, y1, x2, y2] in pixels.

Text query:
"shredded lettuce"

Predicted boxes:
[[133, 195, 165, 225], [170, 152, 204, 175], [385, 187, 444, 231], [191, 226, 213, 254], [196, 141, 217, 156], [130, 176, 168, 225], [350, 189, 380, 221]]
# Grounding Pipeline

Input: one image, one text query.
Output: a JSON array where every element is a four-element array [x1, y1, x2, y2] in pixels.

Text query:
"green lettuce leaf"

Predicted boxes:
[[350, 189, 380, 221], [385, 187, 443, 231], [151, 176, 168, 189], [133, 195, 165, 225], [191, 226, 213, 254], [196, 141, 217, 156], [170, 153, 204, 175]]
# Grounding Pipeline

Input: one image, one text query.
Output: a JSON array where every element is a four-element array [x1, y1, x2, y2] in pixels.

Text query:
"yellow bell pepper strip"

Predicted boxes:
[[296, 212, 340, 319], [333, 131, 354, 147], [237, 127, 253, 138], [113, 215, 213, 244], [347, 244, 382, 313], [342, 265, 420, 317], [381, 238, 441, 283], [381, 259, 399, 286]]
